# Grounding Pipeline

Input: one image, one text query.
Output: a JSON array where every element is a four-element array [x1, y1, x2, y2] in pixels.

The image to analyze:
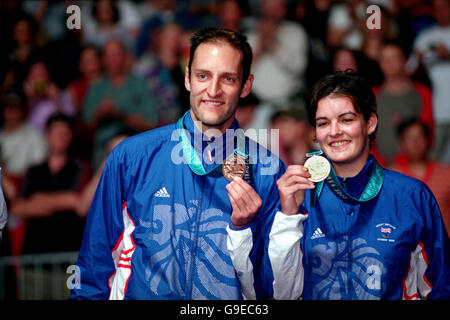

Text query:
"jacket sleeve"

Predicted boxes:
[[414, 187, 450, 300], [267, 211, 308, 299], [69, 148, 129, 299]]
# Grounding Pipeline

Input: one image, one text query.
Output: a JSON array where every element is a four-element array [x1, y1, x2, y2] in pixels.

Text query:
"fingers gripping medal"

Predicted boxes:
[[304, 153, 331, 182], [222, 154, 246, 181]]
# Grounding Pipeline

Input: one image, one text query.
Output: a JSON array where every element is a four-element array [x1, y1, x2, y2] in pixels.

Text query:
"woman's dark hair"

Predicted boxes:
[[307, 71, 378, 143], [188, 28, 253, 86]]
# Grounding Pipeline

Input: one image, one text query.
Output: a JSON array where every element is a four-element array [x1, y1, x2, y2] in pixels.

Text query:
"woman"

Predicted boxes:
[[391, 118, 450, 235], [227, 71, 450, 300]]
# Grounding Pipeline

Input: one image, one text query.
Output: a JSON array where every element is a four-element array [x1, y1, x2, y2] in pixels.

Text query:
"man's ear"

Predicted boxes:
[[240, 74, 254, 98], [184, 65, 191, 92]]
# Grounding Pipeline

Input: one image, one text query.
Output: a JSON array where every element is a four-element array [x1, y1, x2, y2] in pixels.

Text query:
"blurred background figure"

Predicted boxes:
[[0, 90, 47, 261], [390, 118, 450, 235], [326, 0, 368, 50], [80, 0, 139, 51], [1, 14, 43, 93], [235, 92, 260, 130], [0, 90, 47, 203], [217, 0, 247, 32], [67, 46, 103, 113], [134, 21, 185, 124], [373, 41, 434, 166], [82, 39, 157, 170], [134, 0, 196, 59], [8, 113, 90, 255], [269, 107, 314, 166], [23, 60, 76, 133], [408, 0, 450, 163], [331, 45, 383, 87], [295, 0, 333, 90], [7, 113, 91, 299], [76, 127, 134, 217], [246, 0, 308, 104]]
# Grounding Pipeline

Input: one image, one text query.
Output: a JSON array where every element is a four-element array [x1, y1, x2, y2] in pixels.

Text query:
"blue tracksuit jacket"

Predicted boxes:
[[69, 112, 285, 299], [228, 155, 450, 299]]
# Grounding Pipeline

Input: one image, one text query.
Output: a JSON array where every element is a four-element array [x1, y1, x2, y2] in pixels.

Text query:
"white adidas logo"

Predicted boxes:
[[154, 187, 170, 198], [311, 228, 325, 239]]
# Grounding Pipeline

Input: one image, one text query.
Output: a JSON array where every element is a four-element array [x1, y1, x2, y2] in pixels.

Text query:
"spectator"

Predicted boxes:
[[217, 0, 248, 32], [1, 14, 43, 92], [296, 0, 334, 90], [133, 22, 185, 125], [0, 90, 47, 202], [391, 118, 450, 235], [67, 46, 103, 113], [0, 177, 6, 243], [373, 41, 434, 166], [327, 0, 367, 50], [82, 39, 158, 170], [23, 60, 76, 132], [235, 92, 260, 129], [81, 0, 137, 51], [0, 90, 48, 261], [9, 113, 91, 254], [76, 127, 134, 218], [67, 45, 103, 161], [270, 108, 313, 166], [331, 46, 384, 87], [246, 0, 308, 104], [134, 0, 196, 58], [408, 0, 450, 163]]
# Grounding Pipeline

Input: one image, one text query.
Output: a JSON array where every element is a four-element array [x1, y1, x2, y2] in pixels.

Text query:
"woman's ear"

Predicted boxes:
[[367, 113, 378, 136]]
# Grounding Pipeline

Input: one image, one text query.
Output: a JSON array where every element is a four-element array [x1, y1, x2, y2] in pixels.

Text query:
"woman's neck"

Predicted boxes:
[[332, 154, 369, 178]]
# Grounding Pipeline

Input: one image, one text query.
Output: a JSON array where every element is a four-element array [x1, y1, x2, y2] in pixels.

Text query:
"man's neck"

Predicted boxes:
[[190, 113, 235, 138]]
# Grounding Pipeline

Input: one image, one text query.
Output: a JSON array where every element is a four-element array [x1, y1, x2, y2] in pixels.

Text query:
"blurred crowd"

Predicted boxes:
[[0, 0, 449, 268]]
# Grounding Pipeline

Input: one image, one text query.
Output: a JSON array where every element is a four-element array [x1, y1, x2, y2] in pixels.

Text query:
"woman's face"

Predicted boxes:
[[315, 95, 377, 169]]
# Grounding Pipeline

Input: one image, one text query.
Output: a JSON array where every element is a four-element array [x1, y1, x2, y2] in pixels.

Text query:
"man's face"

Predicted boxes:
[[185, 42, 253, 133], [103, 40, 126, 77]]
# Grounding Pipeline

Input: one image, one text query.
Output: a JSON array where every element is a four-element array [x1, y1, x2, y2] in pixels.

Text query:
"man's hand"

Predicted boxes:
[[226, 177, 262, 229], [276, 165, 315, 215]]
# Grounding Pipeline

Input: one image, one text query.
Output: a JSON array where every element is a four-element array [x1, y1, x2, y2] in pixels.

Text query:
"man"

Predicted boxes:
[[82, 38, 158, 170], [70, 28, 284, 300]]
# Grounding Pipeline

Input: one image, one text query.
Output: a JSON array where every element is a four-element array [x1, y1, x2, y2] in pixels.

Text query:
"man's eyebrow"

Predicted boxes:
[[193, 69, 239, 76]]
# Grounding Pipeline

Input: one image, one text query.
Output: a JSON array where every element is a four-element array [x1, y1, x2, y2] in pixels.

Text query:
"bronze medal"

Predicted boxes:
[[222, 154, 246, 181]]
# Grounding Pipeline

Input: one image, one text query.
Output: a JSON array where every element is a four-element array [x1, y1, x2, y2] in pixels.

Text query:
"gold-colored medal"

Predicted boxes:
[[304, 155, 330, 182]]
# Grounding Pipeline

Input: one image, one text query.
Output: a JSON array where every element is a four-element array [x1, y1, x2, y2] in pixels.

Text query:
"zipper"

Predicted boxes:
[[185, 174, 204, 299]]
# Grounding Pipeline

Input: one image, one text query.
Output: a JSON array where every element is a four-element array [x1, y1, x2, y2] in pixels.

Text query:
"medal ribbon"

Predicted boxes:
[[177, 111, 248, 176], [308, 151, 384, 205]]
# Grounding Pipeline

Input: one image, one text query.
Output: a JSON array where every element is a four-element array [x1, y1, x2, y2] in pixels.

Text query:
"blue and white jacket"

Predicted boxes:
[[69, 112, 284, 300], [228, 155, 450, 300]]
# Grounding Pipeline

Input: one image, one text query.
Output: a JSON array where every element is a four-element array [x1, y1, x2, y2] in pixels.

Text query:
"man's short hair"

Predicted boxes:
[[188, 28, 253, 85], [307, 71, 378, 143]]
